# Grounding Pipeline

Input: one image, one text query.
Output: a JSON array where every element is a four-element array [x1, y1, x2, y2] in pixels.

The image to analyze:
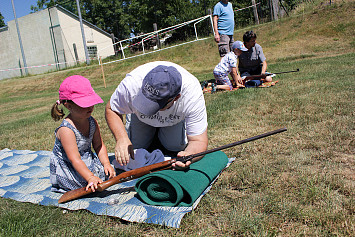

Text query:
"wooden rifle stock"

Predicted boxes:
[[58, 128, 287, 203], [243, 68, 300, 81], [58, 159, 176, 203]]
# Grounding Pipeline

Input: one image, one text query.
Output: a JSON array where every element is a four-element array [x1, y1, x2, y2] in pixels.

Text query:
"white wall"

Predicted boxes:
[[0, 9, 57, 79], [57, 9, 114, 62], [0, 7, 115, 80], [0, 26, 20, 79]]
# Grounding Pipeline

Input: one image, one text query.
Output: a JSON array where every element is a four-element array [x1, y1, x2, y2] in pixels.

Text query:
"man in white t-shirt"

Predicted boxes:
[[105, 61, 208, 169]]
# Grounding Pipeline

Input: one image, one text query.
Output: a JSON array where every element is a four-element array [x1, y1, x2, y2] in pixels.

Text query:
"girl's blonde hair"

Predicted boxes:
[[51, 100, 65, 121]]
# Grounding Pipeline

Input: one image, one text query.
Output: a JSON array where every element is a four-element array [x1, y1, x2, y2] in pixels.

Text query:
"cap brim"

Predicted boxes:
[[233, 47, 248, 52], [132, 89, 160, 116], [72, 92, 103, 108]]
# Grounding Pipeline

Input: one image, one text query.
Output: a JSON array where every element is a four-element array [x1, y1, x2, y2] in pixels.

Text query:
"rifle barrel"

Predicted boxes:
[[272, 69, 299, 75], [178, 128, 287, 162]]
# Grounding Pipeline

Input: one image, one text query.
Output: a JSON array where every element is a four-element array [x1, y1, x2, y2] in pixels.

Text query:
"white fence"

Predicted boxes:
[[98, 15, 213, 66]]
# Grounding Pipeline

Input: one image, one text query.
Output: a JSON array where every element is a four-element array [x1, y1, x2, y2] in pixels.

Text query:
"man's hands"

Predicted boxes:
[[114, 139, 134, 166], [172, 131, 208, 170], [212, 16, 220, 43], [105, 102, 135, 166], [171, 151, 192, 170], [214, 33, 220, 43]]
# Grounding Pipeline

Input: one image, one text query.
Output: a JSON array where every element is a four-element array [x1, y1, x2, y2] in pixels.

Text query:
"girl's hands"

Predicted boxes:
[[104, 164, 116, 179], [85, 164, 116, 192], [85, 176, 103, 192]]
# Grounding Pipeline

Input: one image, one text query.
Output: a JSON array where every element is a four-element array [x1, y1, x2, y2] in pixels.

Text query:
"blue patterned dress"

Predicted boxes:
[[50, 117, 106, 193]]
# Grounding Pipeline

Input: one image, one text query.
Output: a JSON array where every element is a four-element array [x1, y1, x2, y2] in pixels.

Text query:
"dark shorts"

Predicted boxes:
[[245, 80, 262, 88]]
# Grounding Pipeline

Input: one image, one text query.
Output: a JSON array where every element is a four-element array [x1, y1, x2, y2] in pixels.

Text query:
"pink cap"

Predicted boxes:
[[59, 75, 103, 108]]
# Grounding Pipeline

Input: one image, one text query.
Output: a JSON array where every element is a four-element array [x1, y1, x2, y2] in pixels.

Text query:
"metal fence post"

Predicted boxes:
[[153, 23, 160, 49], [252, 0, 260, 24]]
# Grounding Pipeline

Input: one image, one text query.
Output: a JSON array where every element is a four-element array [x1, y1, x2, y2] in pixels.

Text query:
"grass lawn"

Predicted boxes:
[[0, 1, 354, 236]]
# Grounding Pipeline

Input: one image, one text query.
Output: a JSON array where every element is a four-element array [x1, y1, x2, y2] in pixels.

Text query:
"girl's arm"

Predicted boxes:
[[230, 67, 244, 86], [92, 119, 116, 179], [57, 127, 102, 192]]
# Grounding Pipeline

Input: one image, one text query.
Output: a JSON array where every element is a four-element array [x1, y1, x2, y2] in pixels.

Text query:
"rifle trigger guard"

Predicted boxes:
[[181, 155, 193, 163]]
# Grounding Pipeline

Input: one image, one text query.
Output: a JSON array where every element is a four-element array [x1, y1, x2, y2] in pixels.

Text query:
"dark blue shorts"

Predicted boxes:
[[245, 80, 262, 88]]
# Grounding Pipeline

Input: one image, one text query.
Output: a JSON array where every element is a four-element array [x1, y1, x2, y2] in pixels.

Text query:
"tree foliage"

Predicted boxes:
[[0, 12, 5, 27], [31, 0, 296, 39]]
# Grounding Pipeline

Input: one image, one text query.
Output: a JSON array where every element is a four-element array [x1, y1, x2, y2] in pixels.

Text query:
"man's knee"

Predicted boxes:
[[160, 140, 187, 152], [265, 76, 272, 82], [158, 123, 187, 152], [126, 114, 156, 149]]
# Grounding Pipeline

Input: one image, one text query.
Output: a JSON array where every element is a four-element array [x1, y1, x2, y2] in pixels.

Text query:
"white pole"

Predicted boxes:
[[75, 0, 90, 65], [11, 0, 28, 75], [119, 42, 126, 59]]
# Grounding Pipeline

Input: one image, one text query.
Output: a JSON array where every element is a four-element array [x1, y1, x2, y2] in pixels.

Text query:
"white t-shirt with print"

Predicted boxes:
[[110, 61, 208, 136], [213, 51, 238, 75]]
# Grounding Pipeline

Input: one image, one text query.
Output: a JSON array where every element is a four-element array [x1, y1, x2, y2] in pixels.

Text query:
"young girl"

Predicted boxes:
[[50, 75, 115, 193], [211, 41, 248, 92]]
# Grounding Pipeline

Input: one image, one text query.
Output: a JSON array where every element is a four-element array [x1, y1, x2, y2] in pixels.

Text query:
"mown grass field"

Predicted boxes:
[[0, 1, 354, 236]]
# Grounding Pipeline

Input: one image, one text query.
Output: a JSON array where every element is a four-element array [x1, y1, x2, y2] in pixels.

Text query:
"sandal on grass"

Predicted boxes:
[[200, 81, 208, 90], [211, 83, 216, 94]]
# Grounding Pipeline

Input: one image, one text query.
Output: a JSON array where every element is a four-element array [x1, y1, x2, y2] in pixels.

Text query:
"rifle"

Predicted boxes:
[[58, 128, 287, 203], [242, 68, 300, 81]]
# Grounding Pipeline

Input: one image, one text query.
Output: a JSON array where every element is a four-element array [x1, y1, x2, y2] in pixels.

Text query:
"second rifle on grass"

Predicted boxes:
[[242, 68, 300, 81]]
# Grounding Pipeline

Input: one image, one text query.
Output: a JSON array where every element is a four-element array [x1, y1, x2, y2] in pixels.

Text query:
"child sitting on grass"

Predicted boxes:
[[50, 75, 116, 193], [208, 41, 248, 92]]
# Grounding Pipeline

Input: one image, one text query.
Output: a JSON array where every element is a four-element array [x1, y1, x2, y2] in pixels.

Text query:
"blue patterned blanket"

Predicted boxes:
[[0, 149, 234, 228]]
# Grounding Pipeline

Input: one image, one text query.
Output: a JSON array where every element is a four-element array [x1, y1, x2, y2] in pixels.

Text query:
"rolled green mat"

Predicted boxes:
[[135, 151, 228, 206]]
